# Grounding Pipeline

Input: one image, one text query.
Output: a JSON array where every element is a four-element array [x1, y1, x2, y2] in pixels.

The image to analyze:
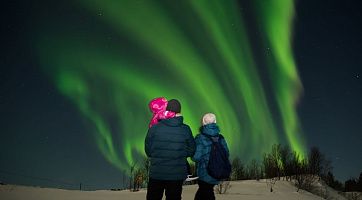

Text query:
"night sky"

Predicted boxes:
[[1, 0, 361, 190]]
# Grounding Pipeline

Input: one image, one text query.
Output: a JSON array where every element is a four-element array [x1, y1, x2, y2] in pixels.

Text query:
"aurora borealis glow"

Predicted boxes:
[[2, 0, 362, 189], [36, 0, 306, 173], [253, 0, 306, 157]]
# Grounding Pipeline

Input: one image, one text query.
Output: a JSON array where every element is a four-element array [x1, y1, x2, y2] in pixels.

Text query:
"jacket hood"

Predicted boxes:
[[201, 123, 220, 136], [160, 116, 183, 127]]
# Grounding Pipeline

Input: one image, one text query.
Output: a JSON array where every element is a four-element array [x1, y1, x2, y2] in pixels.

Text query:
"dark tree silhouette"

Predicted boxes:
[[231, 157, 244, 180], [308, 146, 324, 177], [248, 159, 261, 180], [359, 172, 362, 191], [345, 178, 359, 192], [279, 145, 292, 181]]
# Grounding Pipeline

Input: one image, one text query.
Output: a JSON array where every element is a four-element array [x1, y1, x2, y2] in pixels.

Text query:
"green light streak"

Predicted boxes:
[[36, 0, 307, 172], [77, 0, 241, 157], [253, 0, 306, 156], [189, 0, 278, 156]]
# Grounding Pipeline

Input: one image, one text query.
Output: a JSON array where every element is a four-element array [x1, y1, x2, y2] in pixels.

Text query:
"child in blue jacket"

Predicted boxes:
[[192, 113, 230, 200]]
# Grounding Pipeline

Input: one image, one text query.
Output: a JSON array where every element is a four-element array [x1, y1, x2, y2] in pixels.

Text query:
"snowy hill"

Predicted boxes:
[[0, 179, 351, 200]]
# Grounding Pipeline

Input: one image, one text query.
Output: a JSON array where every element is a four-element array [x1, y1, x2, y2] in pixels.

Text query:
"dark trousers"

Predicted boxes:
[[194, 180, 215, 200], [147, 178, 183, 200]]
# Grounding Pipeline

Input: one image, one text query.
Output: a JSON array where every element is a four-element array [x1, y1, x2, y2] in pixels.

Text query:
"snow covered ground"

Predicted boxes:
[[0, 179, 350, 200]]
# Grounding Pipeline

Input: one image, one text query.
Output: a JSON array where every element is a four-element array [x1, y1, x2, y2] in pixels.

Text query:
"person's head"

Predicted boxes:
[[166, 99, 181, 114], [202, 113, 216, 125]]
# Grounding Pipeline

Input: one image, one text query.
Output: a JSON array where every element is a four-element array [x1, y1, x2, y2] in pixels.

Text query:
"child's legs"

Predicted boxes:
[[194, 180, 215, 200]]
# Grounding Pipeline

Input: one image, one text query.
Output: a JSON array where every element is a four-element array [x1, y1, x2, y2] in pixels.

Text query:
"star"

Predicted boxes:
[[98, 9, 103, 16], [265, 47, 271, 55]]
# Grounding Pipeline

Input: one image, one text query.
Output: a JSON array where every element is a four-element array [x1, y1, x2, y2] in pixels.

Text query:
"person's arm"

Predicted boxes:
[[144, 128, 154, 157], [192, 135, 203, 162], [185, 127, 195, 157]]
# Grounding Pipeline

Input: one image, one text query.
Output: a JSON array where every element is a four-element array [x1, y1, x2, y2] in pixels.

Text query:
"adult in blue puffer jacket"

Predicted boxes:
[[145, 99, 195, 200], [192, 113, 229, 200]]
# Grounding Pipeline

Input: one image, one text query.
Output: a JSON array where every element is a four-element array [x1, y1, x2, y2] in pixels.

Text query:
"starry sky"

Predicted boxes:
[[0, 0, 361, 190]]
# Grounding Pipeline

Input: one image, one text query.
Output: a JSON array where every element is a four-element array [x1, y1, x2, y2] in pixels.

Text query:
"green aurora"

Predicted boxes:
[[37, 0, 306, 173]]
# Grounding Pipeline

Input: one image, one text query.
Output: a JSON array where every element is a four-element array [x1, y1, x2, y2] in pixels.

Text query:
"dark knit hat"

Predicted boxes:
[[166, 99, 181, 113]]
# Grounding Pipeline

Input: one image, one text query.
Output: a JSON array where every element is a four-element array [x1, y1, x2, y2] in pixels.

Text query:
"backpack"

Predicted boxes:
[[203, 134, 231, 180]]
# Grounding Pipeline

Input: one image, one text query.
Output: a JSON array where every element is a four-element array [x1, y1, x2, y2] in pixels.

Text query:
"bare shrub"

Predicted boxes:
[[345, 192, 362, 200], [266, 177, 278, 192], [216, 181, 231, 194]]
